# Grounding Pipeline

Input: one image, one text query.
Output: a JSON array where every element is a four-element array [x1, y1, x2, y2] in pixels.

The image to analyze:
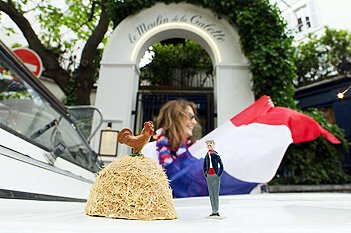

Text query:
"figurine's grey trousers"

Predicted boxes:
[[206, 174, 220, 214]]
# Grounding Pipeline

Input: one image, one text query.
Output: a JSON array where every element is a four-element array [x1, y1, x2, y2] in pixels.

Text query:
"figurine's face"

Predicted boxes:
[[184, 105, 197, 137], [206, 142, 215, 150]]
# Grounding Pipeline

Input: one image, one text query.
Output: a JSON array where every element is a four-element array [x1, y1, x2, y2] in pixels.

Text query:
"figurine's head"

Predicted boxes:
[[205, 140, 215, 150]]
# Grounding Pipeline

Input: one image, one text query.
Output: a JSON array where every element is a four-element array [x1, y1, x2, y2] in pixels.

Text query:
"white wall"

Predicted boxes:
[[39, 77, 66, 102], [39, 77, 96, 104]]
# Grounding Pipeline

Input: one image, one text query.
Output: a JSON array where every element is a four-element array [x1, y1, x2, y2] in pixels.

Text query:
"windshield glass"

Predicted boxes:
[[0, 52, 99, 172]]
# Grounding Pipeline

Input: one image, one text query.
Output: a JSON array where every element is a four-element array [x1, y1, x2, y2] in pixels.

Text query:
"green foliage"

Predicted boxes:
[[108, 0, 350, 185], [34, 0, 103, 50], [140, 40, 212, 85], [273, 108, 350, 185], [64, 76, 77, 105], [295, 27, 351, 86], [0, 26, 16, 37], [289, 27, 351, 184], [273, 141, 350, 184]]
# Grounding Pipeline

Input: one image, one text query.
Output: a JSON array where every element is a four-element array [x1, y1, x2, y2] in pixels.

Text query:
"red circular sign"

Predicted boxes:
[[12, 48, 43, 78]]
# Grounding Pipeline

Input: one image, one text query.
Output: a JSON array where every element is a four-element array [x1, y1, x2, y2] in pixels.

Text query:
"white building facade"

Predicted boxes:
[[272, 0, 351, 42]]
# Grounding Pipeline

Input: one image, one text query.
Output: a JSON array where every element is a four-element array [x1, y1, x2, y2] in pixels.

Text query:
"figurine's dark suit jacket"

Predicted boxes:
[[203, 151, 223, 177]]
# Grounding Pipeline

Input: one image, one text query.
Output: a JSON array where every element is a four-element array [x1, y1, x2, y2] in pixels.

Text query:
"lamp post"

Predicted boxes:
[[337, 56, 351, 99], [337, 85, 351, 99]]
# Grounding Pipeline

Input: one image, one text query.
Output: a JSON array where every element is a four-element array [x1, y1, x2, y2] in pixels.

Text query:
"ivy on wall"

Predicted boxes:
[[107, 0, 350, 184], [140, 40, 212, 86]]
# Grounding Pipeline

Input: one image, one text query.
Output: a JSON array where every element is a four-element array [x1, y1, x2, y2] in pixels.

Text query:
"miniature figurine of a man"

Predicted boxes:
[[203, 140, 223, 217]]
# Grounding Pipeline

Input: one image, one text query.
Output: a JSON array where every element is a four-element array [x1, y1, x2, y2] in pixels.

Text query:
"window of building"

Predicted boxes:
[[294, 6, 311, 33]]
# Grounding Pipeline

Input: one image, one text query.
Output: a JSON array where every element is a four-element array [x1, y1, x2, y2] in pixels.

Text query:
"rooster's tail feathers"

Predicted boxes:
[[117, 128, 133, 144]]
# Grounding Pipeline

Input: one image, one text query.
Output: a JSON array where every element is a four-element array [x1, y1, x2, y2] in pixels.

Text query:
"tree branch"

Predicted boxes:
[[0, 1, 70, 89], [80, 0, 109, 68]]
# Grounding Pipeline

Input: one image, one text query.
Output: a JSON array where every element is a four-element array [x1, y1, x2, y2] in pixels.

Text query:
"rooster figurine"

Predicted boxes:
[[117, 121, 154, 155]]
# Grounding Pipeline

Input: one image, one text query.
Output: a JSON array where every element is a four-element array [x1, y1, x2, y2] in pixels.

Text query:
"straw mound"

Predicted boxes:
[[85, 155, 177, 220]]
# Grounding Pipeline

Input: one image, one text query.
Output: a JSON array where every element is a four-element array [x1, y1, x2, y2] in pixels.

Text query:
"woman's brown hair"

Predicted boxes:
[[156, 99, 197, 149]]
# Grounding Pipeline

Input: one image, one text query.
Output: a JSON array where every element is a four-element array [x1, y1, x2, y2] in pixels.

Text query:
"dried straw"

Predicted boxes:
[[85, 155, 177, 220]]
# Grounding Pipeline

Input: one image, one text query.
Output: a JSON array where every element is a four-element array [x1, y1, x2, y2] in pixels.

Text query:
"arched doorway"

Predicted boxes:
[[94, 2, 254, 156], [136, 39, 214, 138]]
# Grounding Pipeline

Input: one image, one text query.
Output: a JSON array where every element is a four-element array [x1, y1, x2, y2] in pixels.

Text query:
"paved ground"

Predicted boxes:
[[0, 193, 350, 233]]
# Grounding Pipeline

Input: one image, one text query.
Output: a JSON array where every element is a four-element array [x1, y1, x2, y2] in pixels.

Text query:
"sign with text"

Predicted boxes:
[[128, 14, 226, 44]]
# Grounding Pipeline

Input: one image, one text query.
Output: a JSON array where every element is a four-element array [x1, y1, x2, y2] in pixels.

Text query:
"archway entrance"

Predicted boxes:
[[136, 39, 214, 137], [94, 2, 255, 156]]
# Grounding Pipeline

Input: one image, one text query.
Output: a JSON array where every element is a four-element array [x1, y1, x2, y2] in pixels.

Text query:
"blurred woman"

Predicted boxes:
[[155, 99, 198, 167]]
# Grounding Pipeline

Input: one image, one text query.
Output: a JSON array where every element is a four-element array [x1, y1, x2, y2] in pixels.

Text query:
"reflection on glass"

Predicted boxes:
[[0, 59, 99, 172]]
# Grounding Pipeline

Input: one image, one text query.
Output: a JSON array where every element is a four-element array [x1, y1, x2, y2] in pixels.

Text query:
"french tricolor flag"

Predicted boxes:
[[143, 96, 341, 198]]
